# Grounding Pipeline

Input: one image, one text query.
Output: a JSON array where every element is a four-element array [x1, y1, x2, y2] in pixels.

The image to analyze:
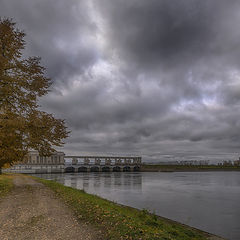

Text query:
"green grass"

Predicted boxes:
[[0, 174, 14, 198], [36, 177, 209, 240]]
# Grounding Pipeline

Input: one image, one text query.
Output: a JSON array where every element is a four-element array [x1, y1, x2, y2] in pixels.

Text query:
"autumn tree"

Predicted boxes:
[[0, 18, 69, 172]]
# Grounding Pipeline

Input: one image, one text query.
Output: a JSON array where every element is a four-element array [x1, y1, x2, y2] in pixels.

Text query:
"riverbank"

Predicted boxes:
[[0, 174, 224, 240], [141, 164, 240, 172], [0, 174, 13, 197], [0, 174, 102, 240]]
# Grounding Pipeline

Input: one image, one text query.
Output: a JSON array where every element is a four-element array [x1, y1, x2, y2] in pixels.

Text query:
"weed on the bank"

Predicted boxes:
[[0, 174, 13, 198]]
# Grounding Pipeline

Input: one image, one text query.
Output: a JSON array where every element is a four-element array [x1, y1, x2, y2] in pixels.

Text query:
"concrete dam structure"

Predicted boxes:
[[65, 156, 142, 172], [6, 151, 142, 174]]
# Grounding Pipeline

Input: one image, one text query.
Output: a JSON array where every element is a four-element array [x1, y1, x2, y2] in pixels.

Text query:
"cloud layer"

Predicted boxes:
[[1, 0, 240, 162]]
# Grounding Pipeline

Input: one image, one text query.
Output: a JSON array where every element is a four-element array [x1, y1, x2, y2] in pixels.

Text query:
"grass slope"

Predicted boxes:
[[36, 177, 210, 240], [0, 174, 14, 198]]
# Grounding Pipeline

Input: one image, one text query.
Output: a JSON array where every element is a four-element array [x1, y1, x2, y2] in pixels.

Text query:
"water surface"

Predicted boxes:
[[32, 172, 240, 240]]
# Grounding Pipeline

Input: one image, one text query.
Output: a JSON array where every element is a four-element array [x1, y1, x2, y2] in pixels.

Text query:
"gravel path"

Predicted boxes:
[[0, 175, 102, 240]]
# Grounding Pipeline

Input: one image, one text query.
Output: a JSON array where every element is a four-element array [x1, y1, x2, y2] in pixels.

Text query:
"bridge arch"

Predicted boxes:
[[78, 166, 88, 172], [90, 166, 99, 172], [133, 166, 140, 172], [101, 166, 110, 172], [113, 166, 121, 172], [65, 167, 74, 173], [123, 166, 131, 172]]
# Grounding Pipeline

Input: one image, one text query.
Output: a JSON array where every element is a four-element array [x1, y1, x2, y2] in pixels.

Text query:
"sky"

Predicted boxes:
[[1, 0, 240, 163]]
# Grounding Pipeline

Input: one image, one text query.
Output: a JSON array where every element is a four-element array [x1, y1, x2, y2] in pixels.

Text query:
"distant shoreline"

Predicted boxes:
[[141, 164, 240, 172]]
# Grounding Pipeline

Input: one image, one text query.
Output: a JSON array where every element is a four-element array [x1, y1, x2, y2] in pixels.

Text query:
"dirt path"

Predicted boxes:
[[0, 175, 102, 240]]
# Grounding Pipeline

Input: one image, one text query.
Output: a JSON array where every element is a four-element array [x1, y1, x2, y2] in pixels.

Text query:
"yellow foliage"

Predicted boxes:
[[0, 18, 69, 169], [2, 163, 11, 169]]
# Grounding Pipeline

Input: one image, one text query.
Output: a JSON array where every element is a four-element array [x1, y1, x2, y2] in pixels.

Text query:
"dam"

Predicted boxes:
[[6, 151, 142, 173]]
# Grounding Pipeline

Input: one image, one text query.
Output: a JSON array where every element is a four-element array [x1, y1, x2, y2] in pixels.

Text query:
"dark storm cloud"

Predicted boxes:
[[96, 0, 240, 70], [93, 0, 240, 159], [1, 0, 240, 161], [1, 0, 99, 85]]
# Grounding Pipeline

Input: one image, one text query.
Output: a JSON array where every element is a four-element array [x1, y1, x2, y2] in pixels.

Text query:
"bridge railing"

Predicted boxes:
[[64, 156, 142, 166]]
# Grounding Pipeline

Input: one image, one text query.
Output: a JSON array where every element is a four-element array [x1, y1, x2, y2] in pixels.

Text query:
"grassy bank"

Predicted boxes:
[[0, 174, 14, 198], [141, 164, 240, 172], [35, 177, 212, 240]]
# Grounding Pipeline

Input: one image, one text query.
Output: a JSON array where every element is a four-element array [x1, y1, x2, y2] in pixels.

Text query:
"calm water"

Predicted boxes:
[[32, 172, 240, 240]]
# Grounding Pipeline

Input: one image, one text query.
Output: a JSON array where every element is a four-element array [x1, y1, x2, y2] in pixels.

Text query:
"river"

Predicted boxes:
[[31, 171, 240, 240]]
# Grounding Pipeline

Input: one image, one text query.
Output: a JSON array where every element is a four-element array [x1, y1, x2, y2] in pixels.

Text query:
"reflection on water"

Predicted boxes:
[[36, 172, 142, 193], [32, 172, 240, 240]]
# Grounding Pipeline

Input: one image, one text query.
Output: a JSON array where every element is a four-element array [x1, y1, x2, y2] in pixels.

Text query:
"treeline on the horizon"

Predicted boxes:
[[143, 159, 240, 167]]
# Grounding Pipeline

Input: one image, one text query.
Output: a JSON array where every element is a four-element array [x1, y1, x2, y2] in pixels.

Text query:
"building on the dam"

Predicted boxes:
[[7, 151, 65, 174], [6, 151, 142, 173]]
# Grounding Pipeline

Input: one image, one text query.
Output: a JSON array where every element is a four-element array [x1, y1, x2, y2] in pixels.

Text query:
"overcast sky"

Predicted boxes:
[[1, 0, 240, 162]]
